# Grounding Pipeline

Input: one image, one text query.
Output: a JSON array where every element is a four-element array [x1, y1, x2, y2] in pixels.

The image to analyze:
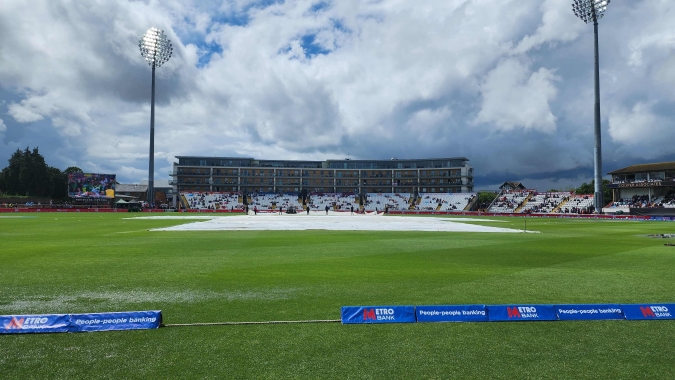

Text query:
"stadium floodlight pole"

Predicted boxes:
[[572, 0, 610, 213], [139, 27, 173, 207]]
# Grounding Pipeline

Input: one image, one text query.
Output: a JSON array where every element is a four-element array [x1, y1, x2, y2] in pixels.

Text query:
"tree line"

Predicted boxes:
[[0, 147, 82, 199]]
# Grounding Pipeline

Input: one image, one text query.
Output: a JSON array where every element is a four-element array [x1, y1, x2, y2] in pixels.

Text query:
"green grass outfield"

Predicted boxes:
[[1, 213, 674, 379]]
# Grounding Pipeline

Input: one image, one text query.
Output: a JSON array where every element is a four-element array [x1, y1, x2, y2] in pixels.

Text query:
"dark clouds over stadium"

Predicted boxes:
[[1, 0, 674, 190]]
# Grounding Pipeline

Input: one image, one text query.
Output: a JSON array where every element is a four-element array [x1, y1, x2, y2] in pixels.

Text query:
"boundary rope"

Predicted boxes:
[[162, 319, 341, 327]]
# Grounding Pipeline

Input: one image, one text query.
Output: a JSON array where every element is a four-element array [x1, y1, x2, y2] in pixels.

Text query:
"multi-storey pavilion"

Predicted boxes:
[[170, 157, 473, 195], [608, 162, 675, 203]]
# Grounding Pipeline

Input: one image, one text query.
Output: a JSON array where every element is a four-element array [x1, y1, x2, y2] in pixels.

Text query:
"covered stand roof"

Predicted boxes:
[[608, 162, 675, 175], [115, 184, 149, 193], [499, 181, 526, 190]]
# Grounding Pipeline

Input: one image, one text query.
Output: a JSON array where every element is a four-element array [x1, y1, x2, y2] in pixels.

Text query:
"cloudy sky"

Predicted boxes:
[[1, 0, 674, 190]]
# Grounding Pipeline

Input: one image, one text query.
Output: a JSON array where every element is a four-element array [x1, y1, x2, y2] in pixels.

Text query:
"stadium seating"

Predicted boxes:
[[520, 192, 570, 214], [363, 193, 411, 211], [178, 190, 609, 215], [183, 192, 242, 210], [309, 193, 358, 211], [609, 194, 675, 209], [413, 193, 475, 211], [488, 191, 531, 213], [557, 195, 594, 214], [436, 193, 475, 211], [249, 194, 302, 210]]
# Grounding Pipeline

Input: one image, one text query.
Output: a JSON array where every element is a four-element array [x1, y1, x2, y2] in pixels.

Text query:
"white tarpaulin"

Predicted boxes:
[[134, 213, 531, 233]]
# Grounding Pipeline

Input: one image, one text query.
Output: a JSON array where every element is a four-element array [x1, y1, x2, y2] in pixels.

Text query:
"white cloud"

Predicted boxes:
[[0, 118, 6, 132], [513, 0, 585, 54], [7, 102, 45, 124], [475, 59, 559, 133]]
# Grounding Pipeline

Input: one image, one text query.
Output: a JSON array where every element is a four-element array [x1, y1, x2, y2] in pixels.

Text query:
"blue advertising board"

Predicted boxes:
[[2, 311, 162, 334], [555, 304, 624, 321], [1, 314, 70, 334], [622, 304, 675, 320], [69, 311, 162, 332], [488, 305, 557, 322], [341, 306, 415, 324], [416, 305, 488, 323]]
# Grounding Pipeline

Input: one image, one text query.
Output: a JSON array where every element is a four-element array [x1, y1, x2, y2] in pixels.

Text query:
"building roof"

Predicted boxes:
[[175, 156, 469, 163], [140, 179, 171, 188], [325, 157, 470, 162], [176, 156, 255, 160], [499, 181, 526, 190], [114, 194, 139, 199], [608, 162, 675, 175], [115, 184, 148, 193]]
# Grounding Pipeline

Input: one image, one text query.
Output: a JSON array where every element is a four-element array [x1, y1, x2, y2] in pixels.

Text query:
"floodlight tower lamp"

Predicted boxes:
[[572, 0, 610, 213], [139, 27, 173, 207]]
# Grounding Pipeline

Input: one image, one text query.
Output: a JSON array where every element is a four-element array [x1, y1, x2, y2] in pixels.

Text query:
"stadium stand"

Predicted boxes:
[[664, 190, 675, 208], [609, 190, 675, 209], [520, 192, 571, 214], [249, 193, 302, 210], [176, 190, 611, 215], [363, 193, 411, 211], [488, 191, 531, 213], [184, 192, 243, 210], [437, 193, 475, 211], [557, 195, 594, 214], [413, 193, 475, 211], [309, 193, 358, 211]]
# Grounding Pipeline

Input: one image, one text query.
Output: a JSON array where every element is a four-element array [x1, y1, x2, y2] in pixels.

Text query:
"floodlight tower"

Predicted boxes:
[[139, 27, 173, 207], [572, 0, 610, 213]]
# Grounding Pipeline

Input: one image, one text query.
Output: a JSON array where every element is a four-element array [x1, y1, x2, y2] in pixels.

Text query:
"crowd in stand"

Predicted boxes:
[[487, 191, 597, 214], [249, 193, 299, 210], [416, 195, 441, 211], [558, 206, 595, 214], [612, 191, 675, 208], [185, 192, 242, 210], [412, 194, 475, 211], [612, 177, 670, 184], [309, 193, 357, 211], [665, 191, 675, 207], [181, 191, 478, 213], [488, 191, 530, 213], [521, 193, 569, 214], [179, 190, 675, 214], [558, 195, 594, 214], [364, 193, 409, 211], [613, 195, 653, 208]]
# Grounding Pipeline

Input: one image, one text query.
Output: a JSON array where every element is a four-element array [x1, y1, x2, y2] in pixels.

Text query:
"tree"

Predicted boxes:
[[0, 147, 70, 199], [0, 168, 5, 195], [64, 166, 83, 174], [24, 147, 50, 196], [477, 191, 498, 210], [3, 148, 24, 195], [576, 179, 612, 202], [48, 167, 68, 199]]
